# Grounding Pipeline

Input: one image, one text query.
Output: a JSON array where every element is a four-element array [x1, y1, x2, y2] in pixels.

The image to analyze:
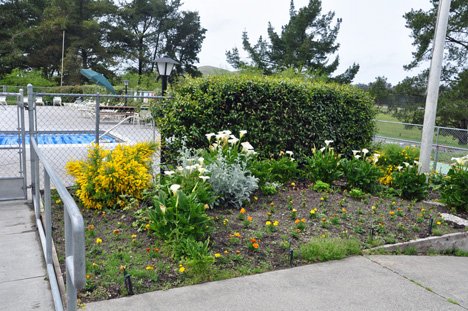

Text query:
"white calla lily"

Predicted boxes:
[[199, 176, 210, 182], [241, 141, 254, 152], [205, 133, 215, 142], [170, 184, 181, 196], [164, 170, 175, 177], [324, 140, 333, 146]]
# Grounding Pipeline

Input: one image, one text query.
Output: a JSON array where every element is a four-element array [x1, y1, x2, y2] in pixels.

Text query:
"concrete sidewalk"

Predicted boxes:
[[85, 255, 468, 311], [0, 200, 54, 311]]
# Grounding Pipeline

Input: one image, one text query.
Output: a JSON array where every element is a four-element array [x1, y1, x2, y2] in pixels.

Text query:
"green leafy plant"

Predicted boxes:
[[348, 188, 365, 199], [180, 238, 214, 273], [392, 163, 429, 201], [250, 151, 299, 186], [148, 189, 214, 258], [340, 150, 384, 194], [440, 156, 468, 211], [304, 141, 343, 184], [312, 180, 331, 192]]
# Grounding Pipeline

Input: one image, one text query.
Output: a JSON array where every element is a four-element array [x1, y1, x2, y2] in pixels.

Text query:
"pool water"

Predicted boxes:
[[0, 133, 119, 145]]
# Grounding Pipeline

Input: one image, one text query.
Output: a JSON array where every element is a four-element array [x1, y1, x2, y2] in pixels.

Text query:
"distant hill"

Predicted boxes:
[[198, 66, 232, 76]]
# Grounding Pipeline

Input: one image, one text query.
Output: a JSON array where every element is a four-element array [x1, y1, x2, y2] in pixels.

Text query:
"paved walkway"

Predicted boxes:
[[0, 200, 54, 311]]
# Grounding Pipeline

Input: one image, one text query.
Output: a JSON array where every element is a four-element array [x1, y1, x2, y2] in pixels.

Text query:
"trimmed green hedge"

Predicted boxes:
[[159, 75, 376, 162]]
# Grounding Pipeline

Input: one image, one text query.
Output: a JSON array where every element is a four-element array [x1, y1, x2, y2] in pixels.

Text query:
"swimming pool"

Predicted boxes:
[[0, 132, 121, 145]]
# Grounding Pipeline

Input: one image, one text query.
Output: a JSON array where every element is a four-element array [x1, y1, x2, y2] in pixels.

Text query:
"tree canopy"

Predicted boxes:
[[404, 0, 468, 81], [0, 0, 206, 85], [226, 0, 359, 84], [386, 0, 468, 143]]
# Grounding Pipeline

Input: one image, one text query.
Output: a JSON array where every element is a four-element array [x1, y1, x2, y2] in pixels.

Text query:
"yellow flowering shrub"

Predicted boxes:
[[374, 145, 420, 186], [66, 142, 159, 210]]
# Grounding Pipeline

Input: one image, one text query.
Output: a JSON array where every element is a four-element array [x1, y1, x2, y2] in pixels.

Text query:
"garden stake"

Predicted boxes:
[[369, 226, 375, 238], [123, 268, 134, 295], [428, 217, 433, 235], [289, 240, 294, 266]]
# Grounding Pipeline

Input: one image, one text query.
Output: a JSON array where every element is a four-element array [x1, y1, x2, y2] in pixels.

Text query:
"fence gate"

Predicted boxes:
[[0, 90, 28, 200]]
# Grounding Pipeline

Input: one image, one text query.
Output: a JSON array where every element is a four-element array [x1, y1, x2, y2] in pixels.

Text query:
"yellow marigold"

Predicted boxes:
[[96, 238, 102, 244], [179, 267, 185, 273], [240, 208, 246, 214], [214, 253, 221, 258], [266, 221, 272, 226]]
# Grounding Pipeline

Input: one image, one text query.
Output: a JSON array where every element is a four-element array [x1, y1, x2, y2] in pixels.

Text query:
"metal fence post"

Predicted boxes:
[[19, 89, 28, 199], [44, 170, 52, 265], [27, 84, 37, 204], [433, 127, 440, 172], [95, 93, 100, 145]]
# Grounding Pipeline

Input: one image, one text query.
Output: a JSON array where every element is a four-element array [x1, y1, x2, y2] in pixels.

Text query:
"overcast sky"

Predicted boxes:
[[180, 0, 434, 85]]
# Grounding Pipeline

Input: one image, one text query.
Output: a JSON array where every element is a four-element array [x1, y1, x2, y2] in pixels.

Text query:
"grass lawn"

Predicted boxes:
[[50, 185, 467, 304], [375, 111, 468, 163]]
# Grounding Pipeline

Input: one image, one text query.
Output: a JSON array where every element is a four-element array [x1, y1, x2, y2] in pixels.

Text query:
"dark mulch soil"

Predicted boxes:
[[50, 184, 467, 303]]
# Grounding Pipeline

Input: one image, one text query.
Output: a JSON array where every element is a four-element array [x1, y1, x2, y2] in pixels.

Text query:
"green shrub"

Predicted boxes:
[[340, 150, 384, 194], [148, 190, 214, 246], [65, 142, 159, 210], [159, 75, 376, 163], [250, 151, 299, 187], [303, 142, 343, 184], [392, 164, 429, 201], [375, 144, 420, 167], [440, 156, 468, 211]]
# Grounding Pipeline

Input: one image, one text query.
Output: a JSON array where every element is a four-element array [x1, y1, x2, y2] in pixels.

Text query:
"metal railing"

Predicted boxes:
[[375, 120, 468, 171], [30, 139, 86, 310]]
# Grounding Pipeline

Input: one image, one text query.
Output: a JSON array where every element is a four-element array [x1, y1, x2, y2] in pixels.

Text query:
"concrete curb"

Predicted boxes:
[[366, 232, 468, 254]]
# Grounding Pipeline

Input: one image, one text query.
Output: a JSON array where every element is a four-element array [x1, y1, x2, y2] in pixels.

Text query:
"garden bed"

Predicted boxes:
[[50, 184, 467, 304]]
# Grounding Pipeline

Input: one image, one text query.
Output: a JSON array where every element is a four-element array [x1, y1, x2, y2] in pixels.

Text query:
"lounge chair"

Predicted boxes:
[[134, 105, 152, 126], [35, 96, 44, 106], [0, 96, 6, 109], [53, 96, 62, 106]]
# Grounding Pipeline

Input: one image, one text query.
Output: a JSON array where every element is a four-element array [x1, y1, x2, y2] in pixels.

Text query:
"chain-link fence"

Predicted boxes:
[[0, 90, 28, 200], [26, 85, 161, 186], [375, 120, 468, 173]]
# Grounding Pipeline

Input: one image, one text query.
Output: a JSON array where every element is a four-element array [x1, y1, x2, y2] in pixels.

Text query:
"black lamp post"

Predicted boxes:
[[123, 80, 129, 105], [154, 55, 179, 96], [153, 55, 178, 167]]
